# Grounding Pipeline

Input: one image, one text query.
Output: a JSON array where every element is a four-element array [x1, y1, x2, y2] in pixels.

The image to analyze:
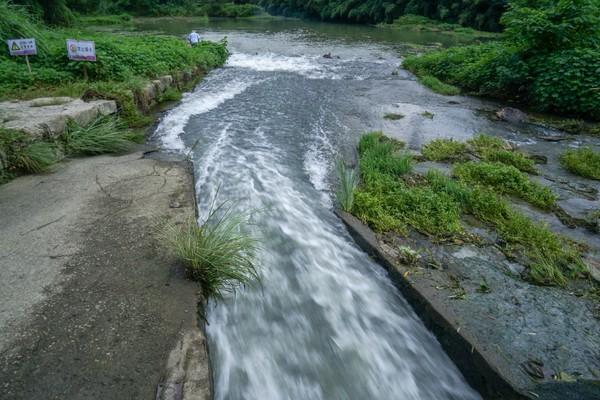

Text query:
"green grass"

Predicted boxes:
[[157, 87, 183, 103], [336, 160, 357, 212], [160, 203, 259, 298], [350, 131, 586, 286], [418, 75, 460, 96], [386, 14, 498, 41], [560, 147, 600, 180], [422, 135, 536, 173], [76, 14, 133, 26], [62, 116, 137, 155], [453, 161, 555, 210], [425, 169, 585, 286], [0, 129, 61, 182], [422, 138, 468, 162]]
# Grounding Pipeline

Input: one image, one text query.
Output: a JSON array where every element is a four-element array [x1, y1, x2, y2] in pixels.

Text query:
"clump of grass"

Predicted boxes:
[[62, 116, 136, 156], [453, 161, 555, 209], [160, 202, 259, 298], [418, 75, 460, 96], [157, 87, 183, 103], [422, 138, 468, 162], [422, 135, 536, 173], [383, 113, 405, 120], [358, 132, 410, 187], [467, 134, 506, 153], [421, 111, 435, 119], [560, 147, 600, 180], [0, 128, 60, 179], [480, 149, 536, 174], [426, 169, 585, 286], [336, 160, 358, 212]]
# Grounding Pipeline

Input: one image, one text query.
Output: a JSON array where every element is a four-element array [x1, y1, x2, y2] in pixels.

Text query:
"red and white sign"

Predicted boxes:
[[66, 39, 96, 61], [7, 38, 37, 56]]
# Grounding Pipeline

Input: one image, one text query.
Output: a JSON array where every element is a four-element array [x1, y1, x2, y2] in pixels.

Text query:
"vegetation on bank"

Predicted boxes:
[[0, 116, 141, 184], [160, 203, 259, 298], [417, 75, 460, 96], [0, 1, 229, 127], [560, 147, 600, 180], [255, 0, 506, 31], [387, 14, 498, 41], [347, 132, 587, 287], [404, 0, 600, 122]]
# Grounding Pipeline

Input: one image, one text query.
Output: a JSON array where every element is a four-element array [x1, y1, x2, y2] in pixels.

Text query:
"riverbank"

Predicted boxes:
[[337, 130, 600, 399], [0, 149, 213, 399]]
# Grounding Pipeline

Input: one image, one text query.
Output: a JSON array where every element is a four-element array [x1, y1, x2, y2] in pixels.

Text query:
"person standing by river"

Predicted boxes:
[[188, 30, 201, 47]]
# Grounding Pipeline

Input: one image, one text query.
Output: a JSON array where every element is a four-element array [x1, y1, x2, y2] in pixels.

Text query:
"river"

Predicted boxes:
[[144, 17, 484, 400]]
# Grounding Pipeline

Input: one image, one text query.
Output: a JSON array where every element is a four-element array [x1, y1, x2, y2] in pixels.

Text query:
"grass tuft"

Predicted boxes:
[[560, 147, 600, 180], [62, 116, 136, 156], [422, 138, 468, 162], [453, 161, 555, 209], [160, 202, 259, 298], [336, 160, 358, 212], [383, 113, 405, 120], [418, 75, 460, 96]]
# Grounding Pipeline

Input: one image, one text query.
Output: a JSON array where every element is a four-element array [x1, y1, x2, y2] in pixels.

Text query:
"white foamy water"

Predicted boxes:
[[153, 29, 481, 400], [154, 77, 255, 152], [228, 52, 341, 79]]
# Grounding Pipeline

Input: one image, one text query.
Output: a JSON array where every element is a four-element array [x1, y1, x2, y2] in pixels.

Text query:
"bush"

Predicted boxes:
[[160, 204, 259, 298], [560, 147, 600, 180], [336, 160, 357, 212]]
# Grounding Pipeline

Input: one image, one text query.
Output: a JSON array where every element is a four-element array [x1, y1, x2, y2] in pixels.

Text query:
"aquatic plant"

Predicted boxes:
[[560, 147, 600, 180], [336, 160, 358, 212], [160, 202, 259, 298]]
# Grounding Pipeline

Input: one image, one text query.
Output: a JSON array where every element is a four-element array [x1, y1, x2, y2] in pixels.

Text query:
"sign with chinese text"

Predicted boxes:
[[7, 38, 37, 56], [66, 39, 96, 61]]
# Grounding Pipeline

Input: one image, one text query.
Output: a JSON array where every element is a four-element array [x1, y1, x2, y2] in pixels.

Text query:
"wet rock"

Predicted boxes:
[[496, 107, 527, 123], [0, 97, 117, 138], [521, 359, 545, 380], [538, 134, 568, 142], [323, 52, 332, 59], [527, 153, 548, 164]]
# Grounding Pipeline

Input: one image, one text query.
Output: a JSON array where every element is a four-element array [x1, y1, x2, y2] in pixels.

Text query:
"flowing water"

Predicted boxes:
[[145, 18, 484, 400]]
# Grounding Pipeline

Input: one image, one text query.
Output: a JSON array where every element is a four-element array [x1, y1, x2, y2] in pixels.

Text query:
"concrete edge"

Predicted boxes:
[[334, 209, 529, 400]]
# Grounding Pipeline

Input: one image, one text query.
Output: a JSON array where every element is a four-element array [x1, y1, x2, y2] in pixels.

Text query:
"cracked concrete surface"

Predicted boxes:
[[0, 151, 211, 399]]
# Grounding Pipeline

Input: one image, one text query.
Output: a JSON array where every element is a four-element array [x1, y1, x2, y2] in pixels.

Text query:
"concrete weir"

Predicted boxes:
[[0, 150, 211, 400], [336, 210, 600, 400]]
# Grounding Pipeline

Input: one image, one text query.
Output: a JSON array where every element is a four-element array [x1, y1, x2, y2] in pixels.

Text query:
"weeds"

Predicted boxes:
[[160, 202, 259, 298], [0, 129, 60, 180], [422, 138, 468, 162], [418, 75, 460, 96], [453, 161, 555, 209], [383, 113, 405, 120], [560, 147, 600, 180], [62, 116, 135, 155], [351, 132, 585, 286], [336, 160, 358, 212]]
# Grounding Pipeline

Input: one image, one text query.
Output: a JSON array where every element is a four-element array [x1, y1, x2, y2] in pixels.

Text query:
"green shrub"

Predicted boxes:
[[560, 147, 600, 180], [453, 161, 556, 209], [160, 204, 259, 298], [418, 75, 460, 96], [422, 138, 467, 162]]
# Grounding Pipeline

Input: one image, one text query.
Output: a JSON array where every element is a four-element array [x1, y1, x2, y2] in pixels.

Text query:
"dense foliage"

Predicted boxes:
[[255, 0, 507, 31], [404, 0, 600, 121]]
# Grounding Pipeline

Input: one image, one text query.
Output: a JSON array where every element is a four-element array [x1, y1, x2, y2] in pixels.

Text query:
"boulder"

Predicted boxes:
[[0, 97, 117, 138], [496, 107, 527, 123]]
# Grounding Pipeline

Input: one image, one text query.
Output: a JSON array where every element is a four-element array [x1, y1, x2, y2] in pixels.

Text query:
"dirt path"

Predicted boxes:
[[0, 150, 211, 400]]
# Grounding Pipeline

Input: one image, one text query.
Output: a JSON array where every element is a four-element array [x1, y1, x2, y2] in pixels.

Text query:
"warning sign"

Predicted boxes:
[[7, 38, 37, 56], [66, 39, 96, 61]]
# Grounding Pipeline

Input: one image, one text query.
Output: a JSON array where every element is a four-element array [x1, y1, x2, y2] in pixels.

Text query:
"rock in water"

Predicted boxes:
[[496, 107, 527, 123]]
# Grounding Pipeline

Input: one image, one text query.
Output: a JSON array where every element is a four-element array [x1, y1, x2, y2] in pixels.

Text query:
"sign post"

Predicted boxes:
[[66, 39, 96, 80], [7, 38, 37, 73]]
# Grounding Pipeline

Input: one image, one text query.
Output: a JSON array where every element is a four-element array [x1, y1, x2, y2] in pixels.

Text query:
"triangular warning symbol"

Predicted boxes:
[[11, 42, 20, 51]]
